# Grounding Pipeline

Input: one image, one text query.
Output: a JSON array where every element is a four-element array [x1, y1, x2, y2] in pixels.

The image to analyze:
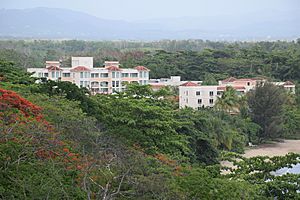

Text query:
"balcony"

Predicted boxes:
[[91, 81, 99, 88], [100, 81, 109, 87]]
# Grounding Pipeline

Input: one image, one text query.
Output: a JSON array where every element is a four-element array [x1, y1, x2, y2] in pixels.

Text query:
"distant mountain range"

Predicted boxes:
[[0, 7, 299, 40]]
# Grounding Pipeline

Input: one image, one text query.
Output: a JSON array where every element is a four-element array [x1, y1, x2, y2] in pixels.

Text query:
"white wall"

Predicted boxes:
[[72, 57, 93, 68], [179, 86, 219, 109]]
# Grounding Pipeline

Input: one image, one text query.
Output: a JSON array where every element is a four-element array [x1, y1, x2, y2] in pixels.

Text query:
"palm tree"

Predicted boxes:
[[215, 86, 240, 113]]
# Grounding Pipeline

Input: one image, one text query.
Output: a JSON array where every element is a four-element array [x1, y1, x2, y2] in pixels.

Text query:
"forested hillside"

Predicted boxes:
[[0, 39, 299, 82]]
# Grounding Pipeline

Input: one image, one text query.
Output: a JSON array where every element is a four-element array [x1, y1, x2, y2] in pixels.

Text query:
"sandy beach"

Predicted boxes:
[[221, 140, 300, 173], [243, 140, 300, 158]]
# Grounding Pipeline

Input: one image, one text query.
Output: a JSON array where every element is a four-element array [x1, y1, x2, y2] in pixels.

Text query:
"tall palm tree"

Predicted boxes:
[[215, 86, 240, 113]]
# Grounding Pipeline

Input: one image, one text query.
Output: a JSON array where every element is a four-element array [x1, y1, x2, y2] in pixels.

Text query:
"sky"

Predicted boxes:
[[0, 0, 299, 21]]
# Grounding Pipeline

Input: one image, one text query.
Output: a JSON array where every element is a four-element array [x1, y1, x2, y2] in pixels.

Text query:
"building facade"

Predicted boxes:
[[179, 82, 219, 109], [27, 57, 150, 94], [179, 77, 296, 110]]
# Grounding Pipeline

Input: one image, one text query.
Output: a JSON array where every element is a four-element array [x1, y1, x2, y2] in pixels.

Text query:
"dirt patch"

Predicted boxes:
[[243, 140, 300, 158]]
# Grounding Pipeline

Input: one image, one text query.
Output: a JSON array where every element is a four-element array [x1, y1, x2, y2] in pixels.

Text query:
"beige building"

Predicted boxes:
[[179, 82, 219, 109], [179, 77, 296, 110], [27, 57, 150, 94]]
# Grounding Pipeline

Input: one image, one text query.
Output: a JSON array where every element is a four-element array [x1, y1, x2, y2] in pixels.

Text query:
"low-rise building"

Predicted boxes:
[[218, 77, 259, 92], [179, 77, 296, 110], [179, 82, 218, 109], [27, 57, 150, 94]]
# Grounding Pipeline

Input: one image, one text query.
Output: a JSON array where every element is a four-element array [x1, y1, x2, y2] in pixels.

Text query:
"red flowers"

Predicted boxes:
[[0, 88, 43, 120], [0, 88, 51, 130]]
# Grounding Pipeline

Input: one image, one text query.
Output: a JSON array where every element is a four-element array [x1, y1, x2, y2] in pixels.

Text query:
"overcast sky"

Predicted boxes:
[[0, 0, 299, 21]]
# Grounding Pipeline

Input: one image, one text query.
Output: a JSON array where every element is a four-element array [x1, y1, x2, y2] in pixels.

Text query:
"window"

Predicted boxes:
[[209, 91, 214, 96], [144, 80, 148, 85], [80, 81, 84, 87], [63, 73, 71, 77], [112, 81, 120, 87], [91, 82, 99, 87], [100, 81, 108, 87], [80, 72, 84, 78], [247, 82, 250, 86], [139, 71, 143, 78], [84, 72, 90, 78], [91, 73, 99, 78], [52, 72, 55, 78], [100, 73, 108, 78], [143, 71, 148, 78], [139, 80, 143, 85], [38, 72, 43, 77], [56, 72, 60, 78], [112, 72, 116, 78], [196, 91, 201, 96], [130, 73, 138, 78], [44, 73, 48, 77], [122, 73, 129, 77], [209, 99, 214, 104], [185, 91, 188, 96], [116, 72, 120, 78], [198, 99, 202, 104], [217, 91, 222, 95]]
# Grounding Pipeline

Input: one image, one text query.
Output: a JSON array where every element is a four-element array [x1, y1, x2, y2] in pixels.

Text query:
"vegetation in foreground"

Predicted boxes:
[[0, 40, 300, 199]]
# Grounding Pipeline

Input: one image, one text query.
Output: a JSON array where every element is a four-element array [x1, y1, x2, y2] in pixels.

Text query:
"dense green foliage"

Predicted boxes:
[[0, 60, 36, 84], [223, 152, 300, 199], [248, 82, 287, 140], [0, 40, 300, 82], [0, 39, 300, 199]]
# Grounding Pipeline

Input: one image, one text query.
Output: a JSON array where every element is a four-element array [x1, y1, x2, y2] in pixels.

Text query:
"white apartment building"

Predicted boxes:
[[179, 77, 296, 110], [27, 57, 150, 94], [179, 82, 219, 109]]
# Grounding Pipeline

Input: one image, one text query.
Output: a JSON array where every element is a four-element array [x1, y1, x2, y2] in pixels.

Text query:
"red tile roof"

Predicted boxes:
[[47, 66, 62, 71], [135, 66, 150, 71], [283, 81, 295, 86], [106, 66, 122, 71], [70, 66, 91, 72], [222, 77, 257, 83], [180, 81, 199, 86]]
